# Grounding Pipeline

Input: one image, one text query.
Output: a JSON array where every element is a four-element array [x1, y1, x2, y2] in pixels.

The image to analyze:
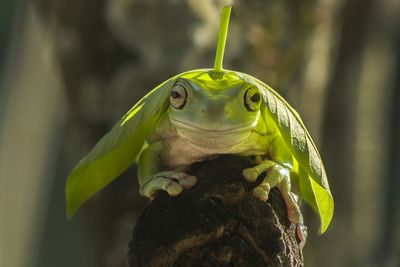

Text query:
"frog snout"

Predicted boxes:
[[200, 103, 227, 119]]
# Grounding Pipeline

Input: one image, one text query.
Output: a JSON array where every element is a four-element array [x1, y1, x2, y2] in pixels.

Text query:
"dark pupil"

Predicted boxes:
[[170, 90, 181, 99], [250, 93, 260, 102]]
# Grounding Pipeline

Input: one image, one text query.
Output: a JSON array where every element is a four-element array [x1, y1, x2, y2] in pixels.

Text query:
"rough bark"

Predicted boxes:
[[128, 155, 304, 267]]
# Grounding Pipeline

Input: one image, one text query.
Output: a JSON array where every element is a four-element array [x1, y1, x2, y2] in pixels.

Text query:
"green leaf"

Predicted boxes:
[[65, 78, 176, 218], [239, 72, 330, 191], [238, 72, 334, 232], [298, 167, 334, 233]]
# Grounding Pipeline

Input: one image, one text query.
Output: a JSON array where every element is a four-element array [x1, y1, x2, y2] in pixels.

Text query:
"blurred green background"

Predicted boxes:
[[0, 0, 399, 266]]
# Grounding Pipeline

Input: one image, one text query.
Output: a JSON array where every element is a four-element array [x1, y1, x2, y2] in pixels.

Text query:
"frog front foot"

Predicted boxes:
[[140, 171, 197, 199], [242, 160, 306, 244]]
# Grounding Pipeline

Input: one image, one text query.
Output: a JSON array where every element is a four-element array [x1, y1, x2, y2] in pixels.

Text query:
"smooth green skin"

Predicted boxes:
[[66, 69, 334, 234]]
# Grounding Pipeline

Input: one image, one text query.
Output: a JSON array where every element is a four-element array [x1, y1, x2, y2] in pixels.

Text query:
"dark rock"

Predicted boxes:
[[129, 155, 303, 267]]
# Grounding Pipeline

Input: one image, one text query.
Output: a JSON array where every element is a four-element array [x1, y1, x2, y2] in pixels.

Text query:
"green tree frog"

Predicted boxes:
[[66, 6, 333, 238]]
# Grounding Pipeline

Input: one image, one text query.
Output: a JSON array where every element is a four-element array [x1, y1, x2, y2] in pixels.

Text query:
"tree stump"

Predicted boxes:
[[128, 155, 304, 267]]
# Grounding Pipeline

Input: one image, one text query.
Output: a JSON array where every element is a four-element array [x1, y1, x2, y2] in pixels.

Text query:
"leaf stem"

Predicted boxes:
[[213, 6, 232, 72]]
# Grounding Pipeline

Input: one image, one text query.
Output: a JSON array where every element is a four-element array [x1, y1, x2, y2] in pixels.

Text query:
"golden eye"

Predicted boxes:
[[170, 84, 188, 109], [244, 87, 262, 111]]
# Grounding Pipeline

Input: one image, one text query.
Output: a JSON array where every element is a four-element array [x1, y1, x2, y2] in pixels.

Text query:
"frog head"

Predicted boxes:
[[167, 70, 266, 148]]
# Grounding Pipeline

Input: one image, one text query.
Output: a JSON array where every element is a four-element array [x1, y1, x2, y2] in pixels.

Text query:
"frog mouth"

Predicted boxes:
[[170, 119, 254, 134]]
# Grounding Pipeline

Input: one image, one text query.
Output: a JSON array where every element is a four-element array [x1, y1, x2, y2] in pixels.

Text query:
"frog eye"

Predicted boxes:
[[244, 87, 262, 111], [170, 83, 188, 109]]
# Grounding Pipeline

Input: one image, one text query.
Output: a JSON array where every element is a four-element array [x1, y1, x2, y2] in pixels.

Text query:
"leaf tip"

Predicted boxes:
[[65, 172, 79, 220], [318, 193, 334, 234], [66, 207, 75, 220]]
